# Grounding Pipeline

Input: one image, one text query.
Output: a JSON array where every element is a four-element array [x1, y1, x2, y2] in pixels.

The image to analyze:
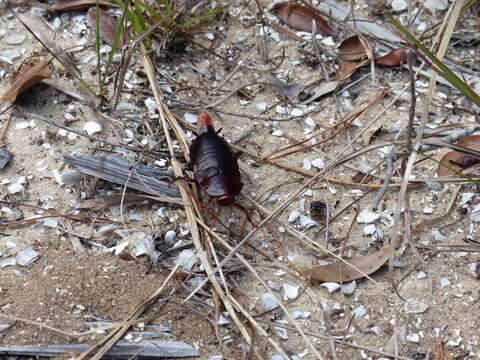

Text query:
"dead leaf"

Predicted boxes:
[[299, 80, 338, 104], [336, 36, 371, 82], [437, 135, 480, 177], [271, 2, 334, 36], [49, 0, 117, 12], [432, 341, 452, 360], [351, 171, 373, 184], [376, 48, 408, 67], [87, 7, 121, 46], [2, 61, 50, 103], [302, 247, 390, 282], [338, 36, 368, 62], [267, 74, 301, 103], [337, 59, 369, 82]]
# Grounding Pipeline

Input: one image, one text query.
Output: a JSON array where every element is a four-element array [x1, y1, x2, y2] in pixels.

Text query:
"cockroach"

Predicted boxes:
[[189, 112, 243, 206]]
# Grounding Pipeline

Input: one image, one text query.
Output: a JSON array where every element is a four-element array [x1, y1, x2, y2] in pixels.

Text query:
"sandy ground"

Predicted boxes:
[[0, 1, 479, 359]]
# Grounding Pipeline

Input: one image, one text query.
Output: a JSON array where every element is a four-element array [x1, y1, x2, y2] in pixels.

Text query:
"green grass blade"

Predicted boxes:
[[100, 0, 130, 95], [95, 0, 102, 95], [386, 13, 480, 107], [180, 6, 227, 30]]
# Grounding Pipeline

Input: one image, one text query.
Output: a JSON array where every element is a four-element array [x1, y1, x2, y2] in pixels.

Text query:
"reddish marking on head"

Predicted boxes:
[[197, 112, 212, 130]]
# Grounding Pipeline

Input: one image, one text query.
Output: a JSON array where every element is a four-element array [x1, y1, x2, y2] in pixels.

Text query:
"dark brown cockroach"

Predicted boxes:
[[189, 112, 243, 206]]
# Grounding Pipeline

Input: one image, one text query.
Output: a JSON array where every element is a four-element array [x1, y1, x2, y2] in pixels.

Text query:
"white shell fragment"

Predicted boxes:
[[432, 229, 446, 242], [406, 333, 420, 343], [341, 281, 357, 295], [311, 158, 325, 170], [7, 183, 24, 194], [175, 249, 197, 271], [184, 113, 198, 124], [260, 293, 279, 311], [320, 282, 341, 293], [292, 310, 310, 320], [404, 298, 429, 314], [470, 203, 480, 222], [299, 215, 317, 230], [304, 117, 316, 129], [291, 108, 303, 117], [217, 314, 230, 326], [83, 121, 103, 135], [288, 209, 301, 223], [16, 246, 39, 266], [0, 256, 16, 268], [352, 305, 367, 317], [0, 49, 21, 64], [391, 0, 408, 12], [53, 170, 84, 186], [256, 102, 268, 111], [272, 129, 284, 137], [164, 230, 176, 244], [283, 283, 299, 300], [6, 34, 26, 45], [303, 159, 312, 171], [357, 209, 380, 224], [425, 0, 448, 12], [460, 192, 474, 207], [15, 120, 36, 130]]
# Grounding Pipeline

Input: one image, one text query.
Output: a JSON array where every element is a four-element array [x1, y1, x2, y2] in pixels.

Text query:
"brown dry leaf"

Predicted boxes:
[[432, 341, 453, 360], [271, 2, 334, 36], [302, 247, 390, 282], [299, 80, 338, 104], [336, 36, 371, 82], [437, 135, 480, 177], [337, 59, 369, 82], [87, 7, 120, 46], [49, 0, 117, 12], [351, 172, 373, 184], [338, 35, 368, 62], [376, 48, 408, 67], [2, 61, 50, 103]]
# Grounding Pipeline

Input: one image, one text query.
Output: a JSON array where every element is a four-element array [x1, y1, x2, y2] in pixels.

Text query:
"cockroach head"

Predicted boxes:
[[197, 112, 213, 130]]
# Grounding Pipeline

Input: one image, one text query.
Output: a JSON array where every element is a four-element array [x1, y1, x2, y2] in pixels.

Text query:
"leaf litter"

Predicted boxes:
[[2, 61, 50, 103]]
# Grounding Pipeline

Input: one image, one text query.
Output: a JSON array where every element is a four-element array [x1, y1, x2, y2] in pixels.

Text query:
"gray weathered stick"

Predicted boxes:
[[0, 341, 199, 358], [65, 153, 180, 199]]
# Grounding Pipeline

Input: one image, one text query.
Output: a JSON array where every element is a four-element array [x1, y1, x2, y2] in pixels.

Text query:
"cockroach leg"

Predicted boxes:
[[233, 201, 256, 227], [169, 176, 195, 188]]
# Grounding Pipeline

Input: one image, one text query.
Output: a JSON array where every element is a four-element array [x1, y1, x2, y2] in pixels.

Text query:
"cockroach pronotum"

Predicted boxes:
[[189, 112, 243, 206]]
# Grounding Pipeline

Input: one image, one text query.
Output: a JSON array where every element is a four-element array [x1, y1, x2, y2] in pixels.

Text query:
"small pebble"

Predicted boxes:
[[341, 281, 357, 295], [352, 305, 367, 317], [260, 293, 279, 311], [83, 121, 102, 135], [164, 230, 176, 244]]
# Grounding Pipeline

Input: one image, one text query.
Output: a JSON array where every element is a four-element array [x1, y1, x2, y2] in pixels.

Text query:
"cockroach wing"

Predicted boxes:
[[190, 130, 243, 200]]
